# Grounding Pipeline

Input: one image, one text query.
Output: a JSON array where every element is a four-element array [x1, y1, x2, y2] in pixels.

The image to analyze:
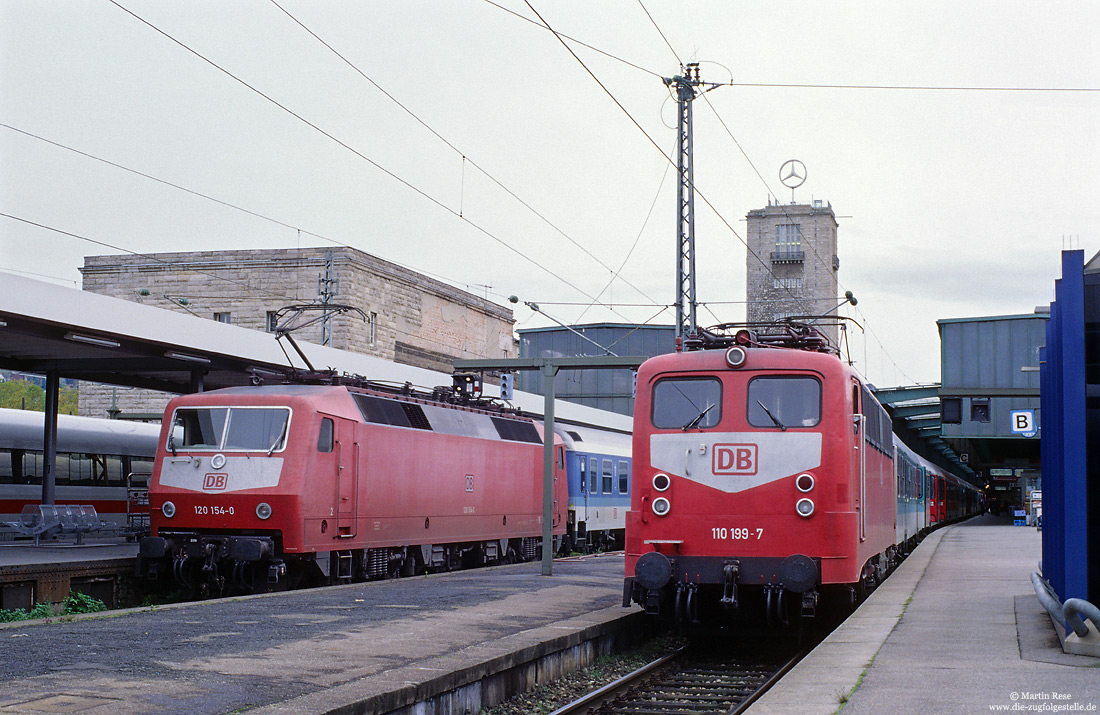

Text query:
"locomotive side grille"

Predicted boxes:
[[401, 403, 432, 430], [352, 394, 432, 431], [491, 417, 542, 444]]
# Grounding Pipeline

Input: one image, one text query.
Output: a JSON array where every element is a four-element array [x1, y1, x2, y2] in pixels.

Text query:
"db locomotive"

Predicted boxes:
[[138, 379, 570, 596], [622, 323, 982, 627]]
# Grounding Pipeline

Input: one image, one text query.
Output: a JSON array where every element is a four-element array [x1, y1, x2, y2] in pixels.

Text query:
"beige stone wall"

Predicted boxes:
[[745, 202, 840, 345], [78, 247, 516, 418]]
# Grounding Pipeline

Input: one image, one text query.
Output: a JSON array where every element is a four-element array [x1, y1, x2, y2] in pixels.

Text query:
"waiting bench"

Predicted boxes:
[[4, 504, 111, 545]]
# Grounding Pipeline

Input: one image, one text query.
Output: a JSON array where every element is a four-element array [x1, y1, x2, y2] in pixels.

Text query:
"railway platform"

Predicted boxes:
[[0, 551, 642, 715], [746, 514, 1100, 715], [0, 536, 140, 611]]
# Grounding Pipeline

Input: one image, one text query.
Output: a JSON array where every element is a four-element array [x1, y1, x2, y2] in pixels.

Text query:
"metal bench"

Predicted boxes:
[[4, 504, 63, 545], [3, 504, 113, 545]]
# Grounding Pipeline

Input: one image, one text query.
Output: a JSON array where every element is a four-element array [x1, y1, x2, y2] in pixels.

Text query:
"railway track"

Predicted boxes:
[[549, 641, 804, 715]]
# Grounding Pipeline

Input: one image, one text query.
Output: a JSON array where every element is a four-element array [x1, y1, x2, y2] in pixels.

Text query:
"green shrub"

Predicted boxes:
[[0, 591, 107, 622]]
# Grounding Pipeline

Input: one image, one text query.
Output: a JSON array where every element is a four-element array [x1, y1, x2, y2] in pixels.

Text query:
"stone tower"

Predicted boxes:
[[745, 198, 840, 345]]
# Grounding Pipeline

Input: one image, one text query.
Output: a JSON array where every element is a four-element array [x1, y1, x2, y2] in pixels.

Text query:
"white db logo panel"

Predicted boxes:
[[713, 444, 757, 475]]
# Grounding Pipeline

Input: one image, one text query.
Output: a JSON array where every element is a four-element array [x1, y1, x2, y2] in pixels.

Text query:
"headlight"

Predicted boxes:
[[256, 502, 273, 520], [652, 497, 671, 516], [796, 473, 815, 492], [652, 472, 671, 492], [161, 500, 176, 518], [725, 346, 747, 368], [796, 498, 815, 518]]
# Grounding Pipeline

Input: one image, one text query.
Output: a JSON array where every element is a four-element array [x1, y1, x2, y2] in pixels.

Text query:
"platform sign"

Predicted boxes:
[[1010, 410, 1037, 437]]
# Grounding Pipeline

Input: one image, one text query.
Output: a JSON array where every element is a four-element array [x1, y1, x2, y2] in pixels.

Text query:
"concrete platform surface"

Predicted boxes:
[[0, 537, 139, 567], [0, 552, 633, 715], [747, 515, 1100, 715]]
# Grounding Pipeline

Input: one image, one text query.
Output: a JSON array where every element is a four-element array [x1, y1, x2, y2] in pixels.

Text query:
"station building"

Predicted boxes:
[[77, 246, 517, 418]]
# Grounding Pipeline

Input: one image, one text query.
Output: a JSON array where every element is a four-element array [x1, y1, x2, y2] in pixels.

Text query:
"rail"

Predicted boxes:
[[548, 643, 806, 715]]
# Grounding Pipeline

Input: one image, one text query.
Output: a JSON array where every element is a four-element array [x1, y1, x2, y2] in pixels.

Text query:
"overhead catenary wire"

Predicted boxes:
[[268, 0, 662, 310], [107, 0, 622, 319], [521, 0, 815, 320], [0, 123, 514, 305], [0, 212, 512, 362], [696, 93, 921, 384], [519, 1, 915, 384]]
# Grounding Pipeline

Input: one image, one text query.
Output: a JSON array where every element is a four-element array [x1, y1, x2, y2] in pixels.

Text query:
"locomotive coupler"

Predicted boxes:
[[268, 560, 287, 584], [172, 551, 189, 588], [801, 589, 819, 618], [720, 562, 740, 609]]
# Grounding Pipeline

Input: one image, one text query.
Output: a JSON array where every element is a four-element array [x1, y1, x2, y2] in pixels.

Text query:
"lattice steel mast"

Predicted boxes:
[[666, 64, 722, 343]]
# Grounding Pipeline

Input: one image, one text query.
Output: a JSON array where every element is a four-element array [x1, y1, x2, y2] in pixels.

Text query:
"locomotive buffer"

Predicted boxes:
[[453, 355, 645, 575]]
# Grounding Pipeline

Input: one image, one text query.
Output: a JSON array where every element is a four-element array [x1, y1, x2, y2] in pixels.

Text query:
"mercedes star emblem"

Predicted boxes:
[[779, 159, 807, 189]]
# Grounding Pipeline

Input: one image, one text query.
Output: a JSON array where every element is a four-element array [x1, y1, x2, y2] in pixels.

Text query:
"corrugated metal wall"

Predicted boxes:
[[517, 325, 675, 416], [939, 314, 1046, 440]]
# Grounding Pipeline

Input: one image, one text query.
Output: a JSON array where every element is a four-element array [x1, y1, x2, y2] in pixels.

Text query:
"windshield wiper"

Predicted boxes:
[[756, 400, 787, 431], [267, 420, 289, 456], [682, 404, 715, 431]]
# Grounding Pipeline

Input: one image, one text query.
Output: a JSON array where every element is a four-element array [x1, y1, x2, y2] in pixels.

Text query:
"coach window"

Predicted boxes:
[[588, 457, 599, 493], [747, 376, 821, 429], [602, 459, 613, 494], [652, 378, 721, 430], [318, 418, 334, 453], [618, 460, 629, 493]]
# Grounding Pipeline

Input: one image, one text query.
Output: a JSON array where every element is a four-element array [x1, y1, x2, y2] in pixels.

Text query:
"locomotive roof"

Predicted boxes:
[[641, 345, 850, 373]]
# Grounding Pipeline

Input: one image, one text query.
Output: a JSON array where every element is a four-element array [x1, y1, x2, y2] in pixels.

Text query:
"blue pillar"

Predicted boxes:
[[1041, 250, 1088, 604]]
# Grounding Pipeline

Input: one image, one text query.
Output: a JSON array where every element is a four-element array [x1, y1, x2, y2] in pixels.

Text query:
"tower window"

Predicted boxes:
[[776, 224, 802, 257]]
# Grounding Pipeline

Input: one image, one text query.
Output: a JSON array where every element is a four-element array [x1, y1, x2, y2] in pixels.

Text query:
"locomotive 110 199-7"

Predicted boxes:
[[623, 323, 982, 628]]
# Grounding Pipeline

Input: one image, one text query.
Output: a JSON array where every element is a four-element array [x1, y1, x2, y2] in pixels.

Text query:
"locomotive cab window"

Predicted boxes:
[[318, 418, 334, 453], [652, 378, 722, 430], [172, 407, 291, 452], [747, 376, 821, 429]]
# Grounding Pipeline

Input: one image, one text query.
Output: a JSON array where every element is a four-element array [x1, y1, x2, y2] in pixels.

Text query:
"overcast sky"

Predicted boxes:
[[2, 1, 1097, 388]]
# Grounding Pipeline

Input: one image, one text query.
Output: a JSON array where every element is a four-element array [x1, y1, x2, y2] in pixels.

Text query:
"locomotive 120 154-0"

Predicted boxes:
[[138, 376, 571, 596], [623, 321, 982, 628]]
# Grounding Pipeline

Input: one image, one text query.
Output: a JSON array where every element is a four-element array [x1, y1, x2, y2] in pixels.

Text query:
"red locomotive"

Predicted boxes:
[[623, 323, 981, 627], [139, 380, 566, 595]]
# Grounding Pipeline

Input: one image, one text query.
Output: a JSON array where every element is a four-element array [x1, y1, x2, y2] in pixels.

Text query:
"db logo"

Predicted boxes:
[[202, 473, 228, 491], [713, 444, 758, 475]]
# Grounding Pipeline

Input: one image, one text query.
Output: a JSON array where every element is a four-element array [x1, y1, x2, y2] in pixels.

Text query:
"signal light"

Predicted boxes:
[[256, 502, 273, 520], [652, 473, 671, 492], [652, 497, 671, 516], [452, 373, 482, 399], [500, 373, 514, 400], [161, 500, 176, 518], [796, 473, 815, 492], [796, 498, 815, 517]]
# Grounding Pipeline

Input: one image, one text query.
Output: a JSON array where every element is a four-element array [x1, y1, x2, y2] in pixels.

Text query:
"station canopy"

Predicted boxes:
[[0, 273, 631, 432]]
